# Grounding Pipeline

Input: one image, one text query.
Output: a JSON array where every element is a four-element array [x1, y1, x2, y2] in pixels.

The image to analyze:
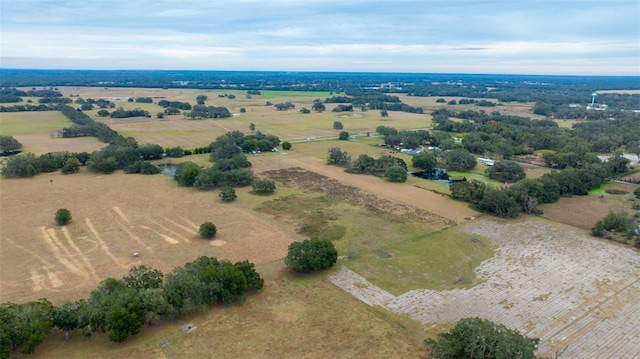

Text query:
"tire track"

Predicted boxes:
[[84, 218, 127, 269]]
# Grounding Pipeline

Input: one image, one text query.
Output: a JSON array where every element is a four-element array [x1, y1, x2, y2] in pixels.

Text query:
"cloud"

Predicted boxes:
[[1, 0, 638, 75]]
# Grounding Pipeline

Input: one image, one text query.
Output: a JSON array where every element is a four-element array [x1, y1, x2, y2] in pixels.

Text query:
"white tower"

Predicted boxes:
[[591, 92, 597, 106]]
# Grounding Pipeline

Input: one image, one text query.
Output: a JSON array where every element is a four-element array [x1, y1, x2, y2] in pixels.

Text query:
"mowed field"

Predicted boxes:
[[2, 88, 640, 358], [0, 111, 105, 155]]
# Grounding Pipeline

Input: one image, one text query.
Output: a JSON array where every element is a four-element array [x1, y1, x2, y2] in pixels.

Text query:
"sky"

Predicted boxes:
[[1, 0, 639, 75]]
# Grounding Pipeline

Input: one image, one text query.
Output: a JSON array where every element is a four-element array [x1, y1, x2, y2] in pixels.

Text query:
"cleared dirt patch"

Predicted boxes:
[[255, 154, 477, 225], [541, 191, 637, 230], [329, 217, 640, 359]]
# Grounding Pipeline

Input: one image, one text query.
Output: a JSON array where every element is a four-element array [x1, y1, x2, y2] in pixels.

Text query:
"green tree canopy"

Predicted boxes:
[[412, 152, 437, 172], [486, 160, 526, 182], [219, 186, 237, 202], [199, 222, 217, 239], [327, 147, 351, 166], [55, 208, 72, 226], [285, 238, 338, 273], [385, 165, 408, 182], [0, 135, 22, 152], [122, 265, 164, 290], [426, 317, 539, 359], [443, 148, 477, 171], [252, 178, 276, 194]]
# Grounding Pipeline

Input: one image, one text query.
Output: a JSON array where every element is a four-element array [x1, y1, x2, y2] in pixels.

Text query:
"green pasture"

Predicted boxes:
[[346, 226, 495, 295], [406, 176, 451, 195], [255, 192, 495, 296], [0, 111, 72, 136], [447, 170, 503, 187], [588, 182, 637, 197]]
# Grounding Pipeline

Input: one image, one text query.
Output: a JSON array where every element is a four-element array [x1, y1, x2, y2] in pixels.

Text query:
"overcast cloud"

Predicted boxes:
[[1, 0, 638, 75]]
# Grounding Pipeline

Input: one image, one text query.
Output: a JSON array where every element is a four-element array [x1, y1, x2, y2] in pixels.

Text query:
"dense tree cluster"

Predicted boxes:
[[329, 148, 409, 183], [0, 135, 22, 152], [432, 108, 640, 159], [170, 130, 282, 192], [0, 103, 66, 112], [0, 151, 92, 178], [75, 97, 115, 109], [376, 125, 431, 149], [187, 104, 231, 119], [332, 104, 353, 112], [0, 88, 64, 104], [38, 97, 72, 104], [450, 158, 617, 217], [157, 100, 191, 110], [324, 95, 352, 103], [211, 130, 279, 156], [109, 108, 150, 118], [0, 259, 262, 357], [485, 160, 525, 182], [273, 101, 295, 111], [312, 99, 326, 112]]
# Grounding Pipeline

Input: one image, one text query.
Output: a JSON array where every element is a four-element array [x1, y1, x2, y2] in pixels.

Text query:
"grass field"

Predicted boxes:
[[0, 111, 105, 155], [0, 111, 72, 136], [553, 119, 579, 128]]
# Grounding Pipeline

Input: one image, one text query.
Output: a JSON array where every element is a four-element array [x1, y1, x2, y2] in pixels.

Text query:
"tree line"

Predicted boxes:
[[0, 258, 263, 358]]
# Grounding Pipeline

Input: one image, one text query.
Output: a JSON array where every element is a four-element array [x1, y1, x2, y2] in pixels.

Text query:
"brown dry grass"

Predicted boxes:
[[541, 190, 637, 230], [0, 170, 294, 304], [1, 162, 431, 358]]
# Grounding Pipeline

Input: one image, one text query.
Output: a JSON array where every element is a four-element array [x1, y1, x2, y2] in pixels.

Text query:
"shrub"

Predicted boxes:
[[385, 165, 408, 182], [165, 146, 185, 158], [140, 161, 161, 174], [252, 178, 276, 194], [61, 157, 80, 174], [219, 186, 237, 202], [282, 141, 292, 150], [199, 222, 217, 239], [285, 238, 338, 272], [338, 131, 350, 140], [55, 208, 72, 226], [635, 187, 640, 198]]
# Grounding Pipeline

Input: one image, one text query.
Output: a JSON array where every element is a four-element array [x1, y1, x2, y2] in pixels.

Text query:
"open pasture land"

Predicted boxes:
[[60, 87, 433, 147], [329, 217, 640, 359], [542, 182, 640, 230], [0, 111, 104, 155], [554, 118, 579, 128], [0, 171, 297, 305]]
